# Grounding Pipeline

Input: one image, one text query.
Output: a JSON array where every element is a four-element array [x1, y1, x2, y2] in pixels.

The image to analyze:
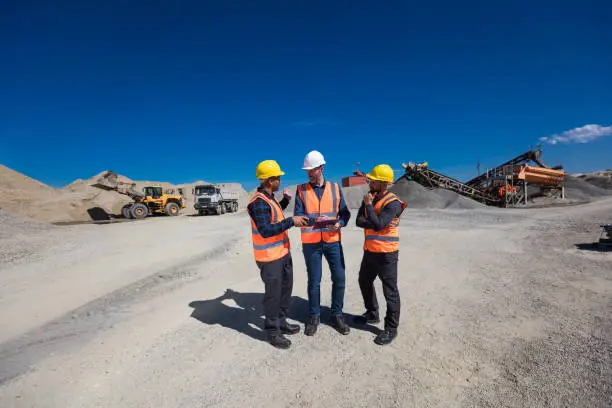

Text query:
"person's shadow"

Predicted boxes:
[[188, 289, 380, 343]]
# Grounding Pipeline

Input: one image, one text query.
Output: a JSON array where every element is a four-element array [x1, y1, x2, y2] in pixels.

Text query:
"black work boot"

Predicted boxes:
[[304, 316, 320, 336], [374, 329, 397, 345], [354, 311, 380, 325], [330, 315, 350, 335], [280, 322, 300, 335], [267, 333, 291, 349]]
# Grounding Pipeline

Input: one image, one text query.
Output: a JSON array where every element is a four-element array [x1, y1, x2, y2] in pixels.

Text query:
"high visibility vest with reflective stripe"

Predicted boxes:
[[297, 181, 341, 244], [364, 192, 406, 253], [248, 192, 290, 262]]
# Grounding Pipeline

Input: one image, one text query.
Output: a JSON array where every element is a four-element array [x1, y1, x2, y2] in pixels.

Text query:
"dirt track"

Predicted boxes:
[[0, 199, 611, 407]]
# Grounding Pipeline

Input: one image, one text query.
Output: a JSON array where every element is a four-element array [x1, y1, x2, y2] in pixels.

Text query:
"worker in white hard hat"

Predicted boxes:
[[294, 150, 352, 336], [247, 160, 309, 349]]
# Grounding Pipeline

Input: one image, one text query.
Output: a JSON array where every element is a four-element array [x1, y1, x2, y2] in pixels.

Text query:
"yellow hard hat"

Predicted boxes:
[[367, 164, 394, 183], [256, 160, 285, 180]]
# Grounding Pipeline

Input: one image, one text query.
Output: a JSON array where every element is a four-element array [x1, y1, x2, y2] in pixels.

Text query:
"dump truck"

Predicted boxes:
[[193, 184, 240, 215], [91, 171, 186, 219]]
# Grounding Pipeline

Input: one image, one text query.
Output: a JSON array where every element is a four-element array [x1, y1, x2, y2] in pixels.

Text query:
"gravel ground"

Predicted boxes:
[[0, 198, 610, 407]]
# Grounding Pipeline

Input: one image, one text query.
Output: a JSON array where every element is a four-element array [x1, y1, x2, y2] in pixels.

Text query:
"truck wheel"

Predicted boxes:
[[218, 204, 225, 215], [233, 202, 238, 212], [165, 202, 180, 216], [198, 210, 204, 216], [122, 205, 132, 219], [131, 203, 148, 219]]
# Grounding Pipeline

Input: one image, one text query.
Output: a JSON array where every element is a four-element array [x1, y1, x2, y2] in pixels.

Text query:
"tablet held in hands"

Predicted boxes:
[[313, 216, 337, 229]]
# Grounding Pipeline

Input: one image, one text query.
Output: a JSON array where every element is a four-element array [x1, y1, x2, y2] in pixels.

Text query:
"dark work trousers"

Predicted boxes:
[[358, 250, 400, 331], [256, 253, 294, 337], [303, 241, 346, 317]]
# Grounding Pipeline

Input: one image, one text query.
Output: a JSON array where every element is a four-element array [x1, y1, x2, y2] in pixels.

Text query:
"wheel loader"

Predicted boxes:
[[91, 171, 186, 219]]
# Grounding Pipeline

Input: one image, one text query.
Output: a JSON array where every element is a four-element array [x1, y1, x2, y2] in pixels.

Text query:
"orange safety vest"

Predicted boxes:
[[363, 191, 406, 253], [248, 191, 290, 262], [297, 181, 341, 244]]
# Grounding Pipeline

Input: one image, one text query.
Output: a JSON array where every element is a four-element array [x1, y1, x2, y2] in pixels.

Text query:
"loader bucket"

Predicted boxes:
[[91, 171, 120, 191]]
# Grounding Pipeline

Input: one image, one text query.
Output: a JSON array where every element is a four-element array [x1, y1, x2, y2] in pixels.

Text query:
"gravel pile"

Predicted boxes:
[[342, 184, 370, 209], [563, 175, 611, 202], [574, 171, 612, 191], [390, 177, 484, 209], [277, 178, 485, 214]]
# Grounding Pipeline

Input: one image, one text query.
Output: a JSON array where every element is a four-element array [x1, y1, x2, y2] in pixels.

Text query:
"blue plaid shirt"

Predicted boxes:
[[355, 192, 403, 231], [247, 187, 293, 238]]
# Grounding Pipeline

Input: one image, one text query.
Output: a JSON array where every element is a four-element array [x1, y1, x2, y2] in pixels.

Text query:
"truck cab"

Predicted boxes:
[[193, 184, 239, 215]]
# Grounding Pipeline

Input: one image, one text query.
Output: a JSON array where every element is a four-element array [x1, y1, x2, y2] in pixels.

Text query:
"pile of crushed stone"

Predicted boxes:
[[390, 177, 484, 209], [572, 171, 612, 191], [562, 175, 611, 203], [274, 178, 484, 215]]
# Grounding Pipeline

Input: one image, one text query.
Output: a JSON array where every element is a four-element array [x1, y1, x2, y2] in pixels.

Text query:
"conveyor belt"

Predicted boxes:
[[401, 163, 501, 206]]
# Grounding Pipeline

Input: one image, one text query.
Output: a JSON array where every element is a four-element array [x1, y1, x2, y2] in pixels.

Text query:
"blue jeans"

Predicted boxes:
[[303, 241, 346, 317]]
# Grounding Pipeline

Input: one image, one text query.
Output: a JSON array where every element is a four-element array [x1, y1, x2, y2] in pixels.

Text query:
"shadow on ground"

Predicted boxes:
[[188, 289, 381, 343], [575, 242, 612, 252], [87, 206, 117, 221]]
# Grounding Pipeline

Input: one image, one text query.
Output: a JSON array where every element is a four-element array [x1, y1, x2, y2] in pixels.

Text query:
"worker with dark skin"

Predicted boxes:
[[354, 164, 406, 345]]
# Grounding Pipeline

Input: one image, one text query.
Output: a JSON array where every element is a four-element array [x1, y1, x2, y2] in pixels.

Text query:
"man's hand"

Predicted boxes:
[[364, 192, 374, 206], [328, 222, 341, 231], [283, 188, 292, 200], [292, 215, 309, 227]]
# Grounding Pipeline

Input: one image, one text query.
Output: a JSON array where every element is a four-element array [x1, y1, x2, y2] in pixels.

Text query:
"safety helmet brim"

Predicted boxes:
[[366, 173, 393, 183], [259, 170, 285, 180]]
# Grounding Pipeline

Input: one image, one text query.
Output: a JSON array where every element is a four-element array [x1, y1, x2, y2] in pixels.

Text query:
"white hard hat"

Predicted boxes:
[[302, 150, 326, 170]]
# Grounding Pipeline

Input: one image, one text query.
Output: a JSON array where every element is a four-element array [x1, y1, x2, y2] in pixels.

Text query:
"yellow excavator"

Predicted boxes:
[[91, 171, 186, 219]]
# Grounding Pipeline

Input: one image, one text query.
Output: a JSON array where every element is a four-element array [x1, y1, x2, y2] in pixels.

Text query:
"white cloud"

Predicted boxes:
[[539, 124, 612, 145]]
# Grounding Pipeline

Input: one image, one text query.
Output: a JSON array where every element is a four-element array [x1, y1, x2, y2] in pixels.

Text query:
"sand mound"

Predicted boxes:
[[0, 165, 252, 222], [0, 164, 56, 193], [0, 165, 66, 222]]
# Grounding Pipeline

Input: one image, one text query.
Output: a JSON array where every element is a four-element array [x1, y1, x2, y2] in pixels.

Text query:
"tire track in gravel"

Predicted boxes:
[[0, 234, 250, 385]]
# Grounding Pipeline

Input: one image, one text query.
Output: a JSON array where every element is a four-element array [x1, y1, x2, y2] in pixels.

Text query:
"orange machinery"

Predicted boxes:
[[517, 165, 565, 185]]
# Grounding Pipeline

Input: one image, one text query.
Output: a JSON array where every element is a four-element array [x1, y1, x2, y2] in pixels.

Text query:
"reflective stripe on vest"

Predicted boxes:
[[248, 192, 290, 262], [297, 181, 341, 244], [363, 191, 406, 253]]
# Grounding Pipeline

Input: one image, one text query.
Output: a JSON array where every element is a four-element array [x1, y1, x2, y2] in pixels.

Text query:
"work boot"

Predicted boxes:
[[354, 311, 380, 325], [280, 322, 300, 335], [374, 329, 397, 346], [267, 334, 291, 349], [330, 315, 350, 335], [304, 316, 320, 336]]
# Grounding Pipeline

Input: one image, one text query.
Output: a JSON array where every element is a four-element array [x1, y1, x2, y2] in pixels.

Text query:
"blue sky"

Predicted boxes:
[[1, 1, 611, 191]]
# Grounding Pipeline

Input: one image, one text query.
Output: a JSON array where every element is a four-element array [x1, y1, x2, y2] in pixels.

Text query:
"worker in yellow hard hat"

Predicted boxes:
[[247, 159, 308, 349], [355, 164, 407, 345]]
